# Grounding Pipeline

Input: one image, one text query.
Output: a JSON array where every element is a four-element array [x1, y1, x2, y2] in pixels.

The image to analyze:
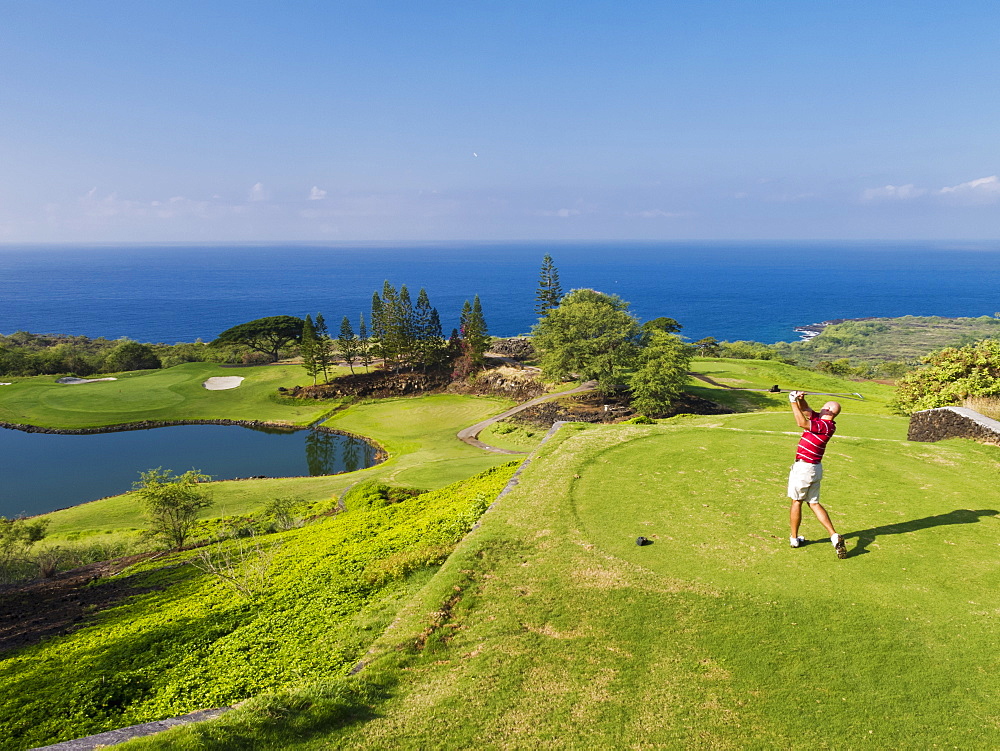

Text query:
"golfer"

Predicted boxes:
[[787, 391, 847, 558]]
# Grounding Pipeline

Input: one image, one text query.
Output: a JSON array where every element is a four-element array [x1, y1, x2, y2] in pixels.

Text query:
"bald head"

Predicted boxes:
[[821, 401, 842, 417]]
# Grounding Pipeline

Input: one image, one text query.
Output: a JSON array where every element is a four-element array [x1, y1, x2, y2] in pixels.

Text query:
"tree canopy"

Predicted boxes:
[[628, 330, 692, 417], [212, 316, 305, 361], [104, 340, 162, 372], [133, 468, 213, 550], [531, 288, 640, 390]]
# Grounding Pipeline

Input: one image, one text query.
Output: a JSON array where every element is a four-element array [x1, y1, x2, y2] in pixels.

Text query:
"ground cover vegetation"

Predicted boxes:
[[128, 399, 1000, 749], [0, 464, 518, 751]]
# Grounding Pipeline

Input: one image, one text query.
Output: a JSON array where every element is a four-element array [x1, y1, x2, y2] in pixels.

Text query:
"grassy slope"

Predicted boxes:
[[128, 363, 1000, 749], [0, 362, 339, 428], [42, 394, 517, 539], [0, 465, 519, 751]]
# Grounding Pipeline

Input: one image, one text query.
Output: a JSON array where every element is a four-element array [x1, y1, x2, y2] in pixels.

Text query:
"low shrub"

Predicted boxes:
[[342, 481, 425, 511]]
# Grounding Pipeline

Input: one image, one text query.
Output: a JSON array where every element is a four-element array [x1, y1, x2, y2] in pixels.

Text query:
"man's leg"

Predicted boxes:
[[810, 501, 848, 559], [808, 502, 837, 537], [790, 499, 803, 538]]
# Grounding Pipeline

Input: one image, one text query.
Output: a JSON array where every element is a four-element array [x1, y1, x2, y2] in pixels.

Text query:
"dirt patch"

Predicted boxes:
[[448, 366, 547, 401], [286, 368, 453, 400], [0, 554, 162, 655], [512, 390, 733, 429]]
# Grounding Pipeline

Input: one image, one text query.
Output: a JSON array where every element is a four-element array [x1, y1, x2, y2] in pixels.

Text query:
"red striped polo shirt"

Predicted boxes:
[[795, 412, 836, 463]]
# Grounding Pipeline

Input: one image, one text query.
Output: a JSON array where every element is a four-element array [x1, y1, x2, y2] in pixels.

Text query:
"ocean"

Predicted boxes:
[[2, 241, 1000, 345]]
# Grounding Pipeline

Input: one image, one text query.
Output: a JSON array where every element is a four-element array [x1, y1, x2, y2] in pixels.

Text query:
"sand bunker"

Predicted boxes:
[[0, 383, 11, 386], [203, 376, 245, 391], [56, 377, 118, 385]]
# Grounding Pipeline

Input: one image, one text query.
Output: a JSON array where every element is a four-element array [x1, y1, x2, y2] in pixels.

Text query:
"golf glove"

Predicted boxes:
[[788, 390, 802, 403]]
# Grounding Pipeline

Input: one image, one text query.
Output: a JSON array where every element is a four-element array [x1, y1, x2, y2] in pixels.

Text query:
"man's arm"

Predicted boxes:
[[789, 391, 813, 429]]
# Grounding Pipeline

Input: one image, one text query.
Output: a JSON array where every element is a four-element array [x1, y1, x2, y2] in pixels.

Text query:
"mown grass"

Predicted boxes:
[[0, 362, 341, 429], [0, 464, 519, 751], [687, 357, 896, 415], [129, 400, 1000, 749], [41, 394, 518, 539]]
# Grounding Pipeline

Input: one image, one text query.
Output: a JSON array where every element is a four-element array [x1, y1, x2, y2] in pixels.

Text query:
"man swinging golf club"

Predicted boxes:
[[787, 390, 848, 559]]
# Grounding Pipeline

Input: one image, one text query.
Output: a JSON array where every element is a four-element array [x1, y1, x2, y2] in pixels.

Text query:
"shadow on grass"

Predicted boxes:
[[685, 385, 778, 412], [846, 508, 999, 557]]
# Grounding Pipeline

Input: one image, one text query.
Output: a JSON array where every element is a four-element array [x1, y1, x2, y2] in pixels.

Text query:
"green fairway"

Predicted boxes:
[[0, 362, 339, 428], [170, 409, 999, 749], [42, 394, 517, 539], [688, 357, 897, 415]]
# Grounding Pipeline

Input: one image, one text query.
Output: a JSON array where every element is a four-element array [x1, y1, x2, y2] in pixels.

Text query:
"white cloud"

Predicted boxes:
[[861, 184, 926, 201], [533, 208, 581, 218], [248, 182, 268, 202], [937, 175, 1000, 199], [625, 209, 688, 219], [308, 186, 327, 201]]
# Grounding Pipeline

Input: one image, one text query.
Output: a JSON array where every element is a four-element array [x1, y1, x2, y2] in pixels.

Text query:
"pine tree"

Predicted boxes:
[[414, 287, 443, 370], [468, 294, 490, 363], [312, 313, 334, 383], [380, 281, 401, 367], [300, 314, 320, 384], [338, 316, 359, 374], [371, 292, 385, 363], [358, 313, 372, 372], [535, 254, 563, 316], [398, 284, 417, 368]]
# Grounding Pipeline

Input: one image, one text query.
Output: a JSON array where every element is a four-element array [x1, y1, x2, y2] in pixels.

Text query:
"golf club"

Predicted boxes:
[[728, 384, 866, 401]]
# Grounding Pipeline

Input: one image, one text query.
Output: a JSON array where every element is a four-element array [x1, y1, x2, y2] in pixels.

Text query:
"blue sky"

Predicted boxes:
[[2, 0, 999, 242]]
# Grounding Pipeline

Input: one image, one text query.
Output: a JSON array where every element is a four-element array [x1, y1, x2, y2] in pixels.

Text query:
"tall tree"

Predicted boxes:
[[370, 292, 385, 363], [300, 314, 320, 384], [535, 254, 564, 316], [212, 316, 305, 361], [628, 330, 692, 417], [466, 295, 490, 363], [531, 288, 640, 391], [414, 287, 443, 369], [358, 313, 372, 372], [338, 316, 359, 374], [312, 313, 334, 383], [398, 284, 417, 367]]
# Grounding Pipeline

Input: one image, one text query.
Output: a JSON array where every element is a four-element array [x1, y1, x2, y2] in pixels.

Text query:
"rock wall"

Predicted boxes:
[[907, 407, 1000, 446]]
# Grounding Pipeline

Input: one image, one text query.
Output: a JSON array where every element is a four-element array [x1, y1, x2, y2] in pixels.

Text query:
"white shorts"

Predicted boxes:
[[787, 461, 823, 504]]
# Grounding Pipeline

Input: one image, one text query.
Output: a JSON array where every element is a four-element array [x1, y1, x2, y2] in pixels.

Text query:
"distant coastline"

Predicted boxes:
[[793, 317, 883, 341]]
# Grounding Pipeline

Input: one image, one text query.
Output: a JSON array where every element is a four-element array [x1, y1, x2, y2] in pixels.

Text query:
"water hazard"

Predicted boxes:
[[0, 423, 380, 518]]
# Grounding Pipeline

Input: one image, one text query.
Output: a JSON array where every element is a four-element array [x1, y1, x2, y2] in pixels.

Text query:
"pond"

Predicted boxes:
[[0, 424, 380, 518]]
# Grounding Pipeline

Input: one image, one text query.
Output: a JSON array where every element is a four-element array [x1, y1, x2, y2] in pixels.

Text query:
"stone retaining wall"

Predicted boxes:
[[907, 406, 1000, 446]]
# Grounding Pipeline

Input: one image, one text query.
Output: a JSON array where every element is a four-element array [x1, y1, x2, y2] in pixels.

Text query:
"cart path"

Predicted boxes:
[[457, 381, 598, 454]]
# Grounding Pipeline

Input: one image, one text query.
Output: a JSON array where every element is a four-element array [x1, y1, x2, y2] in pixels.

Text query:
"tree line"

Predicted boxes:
[[0, 332, 253, 378], [211, 282, 491, 385]]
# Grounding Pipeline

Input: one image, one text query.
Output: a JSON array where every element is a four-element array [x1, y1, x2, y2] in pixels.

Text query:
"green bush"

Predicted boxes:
[[889, 339, 1000, 414], [342, 480, 425, 511]]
